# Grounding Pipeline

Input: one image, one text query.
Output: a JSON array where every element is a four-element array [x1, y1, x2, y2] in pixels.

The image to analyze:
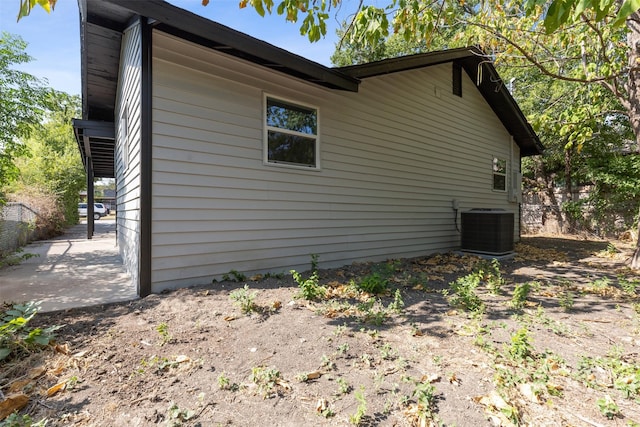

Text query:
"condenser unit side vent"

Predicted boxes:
[[461, 209, 514, 255]]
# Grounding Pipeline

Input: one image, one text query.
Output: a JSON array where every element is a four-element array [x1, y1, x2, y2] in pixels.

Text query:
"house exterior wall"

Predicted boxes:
[[150, 31, 521, 291], [115, 20, 143, 288]]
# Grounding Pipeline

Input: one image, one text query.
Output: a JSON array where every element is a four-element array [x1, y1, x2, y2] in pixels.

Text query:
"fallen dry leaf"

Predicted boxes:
[[47, 381, 66, 397], [546, 382, 563, 394], [316, 398, 329, 413], [8, 379, 33, 394], [223, 315, 237, 322], [422, 373, 440, 383], [474, 390, 510, 410], [305, 371, 322, 380], [28, 366, 46, 379], [519, 383, 542, 403], [0, 393, 29, 420], [275, 379, 291, 391], [448, 374, 460, 386], [55, 343, 70, 355], [174, 355, 190, 363]]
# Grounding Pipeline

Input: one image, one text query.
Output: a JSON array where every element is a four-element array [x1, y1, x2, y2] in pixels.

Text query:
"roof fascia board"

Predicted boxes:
[[103, 0, 360, 92], [337, 47, 483, 78], [460, 60, 543, 156]]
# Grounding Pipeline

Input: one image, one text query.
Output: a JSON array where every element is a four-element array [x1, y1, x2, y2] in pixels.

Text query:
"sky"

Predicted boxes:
[[0, 0, 347, 95]]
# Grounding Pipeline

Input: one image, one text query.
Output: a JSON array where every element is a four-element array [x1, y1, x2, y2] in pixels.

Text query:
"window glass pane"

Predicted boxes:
[[493, 158, 506, 174], [493, 173, 506, 191], [267, 99, 317, 135], [268, 131, 316, 166]]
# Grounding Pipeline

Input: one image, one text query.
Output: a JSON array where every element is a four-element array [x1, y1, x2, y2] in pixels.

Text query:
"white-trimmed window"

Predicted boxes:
[[492, 157, 507, 191], [264, 96, 319, 169]]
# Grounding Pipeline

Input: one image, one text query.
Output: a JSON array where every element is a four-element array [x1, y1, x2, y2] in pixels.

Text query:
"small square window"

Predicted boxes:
[[264, 96, 318, 169], [493, 157, 507, 191]]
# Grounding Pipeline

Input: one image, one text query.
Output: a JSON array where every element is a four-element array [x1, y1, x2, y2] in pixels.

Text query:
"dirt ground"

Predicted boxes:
[[2, 235, 640, 426]]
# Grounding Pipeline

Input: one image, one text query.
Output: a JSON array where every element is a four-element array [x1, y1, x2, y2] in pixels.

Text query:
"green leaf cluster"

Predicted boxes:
[[0, 301, 60, 361]]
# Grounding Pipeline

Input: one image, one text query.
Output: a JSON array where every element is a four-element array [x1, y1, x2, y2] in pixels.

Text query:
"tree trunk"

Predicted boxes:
[[564, 146, 576, 233], [626, 13, 640, 269]]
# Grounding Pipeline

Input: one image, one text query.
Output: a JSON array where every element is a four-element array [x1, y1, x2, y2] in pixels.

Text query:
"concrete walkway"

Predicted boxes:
[[0, 219, 138, 313]]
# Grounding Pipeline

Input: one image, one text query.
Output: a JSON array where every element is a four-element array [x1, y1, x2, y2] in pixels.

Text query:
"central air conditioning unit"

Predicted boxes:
[[461, 209, 514, 255]]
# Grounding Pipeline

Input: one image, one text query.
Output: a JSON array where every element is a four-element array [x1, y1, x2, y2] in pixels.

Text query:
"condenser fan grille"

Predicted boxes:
[[461, 209, 514, 255]]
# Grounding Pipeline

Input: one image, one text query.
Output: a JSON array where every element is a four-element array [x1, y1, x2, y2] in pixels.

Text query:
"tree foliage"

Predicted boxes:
[[11, 91, 85, 226], [0, 32, 48, 191], [16, 0, 56, 21]]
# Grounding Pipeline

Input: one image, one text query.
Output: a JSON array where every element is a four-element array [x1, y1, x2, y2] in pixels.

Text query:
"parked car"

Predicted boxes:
[[78, 203, 107, 220]]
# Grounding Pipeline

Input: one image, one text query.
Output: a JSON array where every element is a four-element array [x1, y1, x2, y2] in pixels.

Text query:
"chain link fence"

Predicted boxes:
[[0, 202, 38, 257]]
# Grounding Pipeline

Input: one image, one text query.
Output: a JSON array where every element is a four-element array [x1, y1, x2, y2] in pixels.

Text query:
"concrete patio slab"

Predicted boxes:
[[0, 219, 138, 313]]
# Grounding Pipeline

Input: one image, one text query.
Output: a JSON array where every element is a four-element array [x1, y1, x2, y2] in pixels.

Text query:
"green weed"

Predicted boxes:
[[588, 277, 612, 293], [222, 269, 247, 282], [251, 366, 282, 398], [356, 272, 388, 294], [337, 343, 350, 355], [166, 401, 195, 426], [388, 289, 404, 313], [337, 377, 352, 395], [448, 275, 484, 313], [619, 275, 639, 295], [508, 327, 534, 361], [229, 284, 258, 314], [596, 395, 620, 420], [474, 258, 505, 294], [156, 322, 171, 345], [0, 413, 48, 427], [292, 255, 326, 300], [349, 387, 367, 425], [0, 301, 60, 361], [217, 372, 238, 391], [511, 282, 532, 310], [0, 249, 38, 268], [558, 290, 574, 311]]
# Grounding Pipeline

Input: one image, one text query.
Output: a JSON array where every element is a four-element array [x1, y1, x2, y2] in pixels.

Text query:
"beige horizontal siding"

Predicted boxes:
[[150, 31, 520, 291]]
